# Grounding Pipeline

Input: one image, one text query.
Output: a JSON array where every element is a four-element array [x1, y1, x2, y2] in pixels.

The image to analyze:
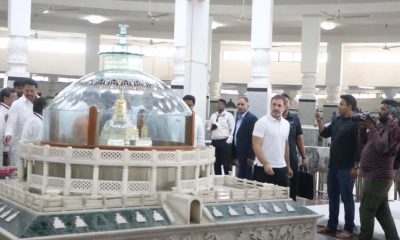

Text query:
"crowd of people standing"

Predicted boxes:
[[189, 92, 400, 239], [0, 78, 46, 170], [1, 79, 400, 239]]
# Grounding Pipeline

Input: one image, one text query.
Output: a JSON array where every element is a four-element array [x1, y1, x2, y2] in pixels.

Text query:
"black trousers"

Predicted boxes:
[[3, 152, 9, 166], [289, 163, 299, 201], [212, 138, 231, 175], [254, 165, 289, 187]]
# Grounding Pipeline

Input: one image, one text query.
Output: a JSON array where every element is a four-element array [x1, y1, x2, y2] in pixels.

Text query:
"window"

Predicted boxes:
[[220, 89, 239, 95], [350, 52, 400, 63], [58, 77, 80, 83], [31, 75, 49, 82], [29, 39, 85, 54], [223, 50, 251, 61]]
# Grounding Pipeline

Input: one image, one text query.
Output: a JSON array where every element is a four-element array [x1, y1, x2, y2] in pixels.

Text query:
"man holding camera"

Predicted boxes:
[[358, 99, 400, 240], [207, 99, 235, 175], [316, 95, 359, 239]]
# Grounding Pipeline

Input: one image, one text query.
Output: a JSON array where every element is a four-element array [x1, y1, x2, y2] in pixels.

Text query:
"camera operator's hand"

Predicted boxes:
[[351, 167, 359, 180], [360, 117, 376, 130]]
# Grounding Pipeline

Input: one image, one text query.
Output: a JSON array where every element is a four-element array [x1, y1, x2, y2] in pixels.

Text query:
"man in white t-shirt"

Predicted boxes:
[[252, 94, 292, 187]]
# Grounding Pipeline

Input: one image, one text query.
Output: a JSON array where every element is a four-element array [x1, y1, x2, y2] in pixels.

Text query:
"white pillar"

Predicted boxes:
[[85, 33, 100, 74], [323, 42, 343, 123], [41, 162, 48, 194], [175, 166, 181, 192], [151, 166, 157, 192], [298, 15, 321, 125], [47, 75, 59, 97], [285, 89, 300, 109], [247, 0, 274, 118], [382, 87, 398, 99], [92, 165, 99, 195], [194, 165, 200, 192], [122, 165, 129, 195], [171, 0, 187, 96], [26, 160, 32, 184], [17, 158, 24, 181], [64, 163, 71, 196], [6, 0, 31, 88], [209, 40, 221, 100], [184, 0, 210, 122]]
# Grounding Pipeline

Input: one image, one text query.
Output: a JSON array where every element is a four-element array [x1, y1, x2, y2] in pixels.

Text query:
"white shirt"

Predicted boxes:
[[0, 104, 8, 153], [0, 103, 9, 119], [0, 111, 5, 165], [207, 110, 235, 140], [252, 114, 290, 168], [5, 95, 34, 142], [168, 115, 185, 143], [21, 113, 43, 142], [194, 114, 205, 147]]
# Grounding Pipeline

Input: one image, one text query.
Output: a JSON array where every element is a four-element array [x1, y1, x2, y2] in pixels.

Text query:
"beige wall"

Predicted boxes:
[[1, 41, 400, 94]]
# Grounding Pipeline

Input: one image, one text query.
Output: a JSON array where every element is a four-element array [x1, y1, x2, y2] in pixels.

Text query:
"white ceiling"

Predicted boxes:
[[0, 0, 400, 42]]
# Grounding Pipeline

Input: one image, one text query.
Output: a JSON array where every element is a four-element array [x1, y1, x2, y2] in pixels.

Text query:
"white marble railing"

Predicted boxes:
[[199, 176, 289, 203], [21, 143, 215, 166], [0, 182, 161, 212], [21, 143, 215, 196]]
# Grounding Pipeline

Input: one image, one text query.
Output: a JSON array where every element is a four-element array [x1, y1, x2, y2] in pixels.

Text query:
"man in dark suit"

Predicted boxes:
[[232, 96, 258, 180]]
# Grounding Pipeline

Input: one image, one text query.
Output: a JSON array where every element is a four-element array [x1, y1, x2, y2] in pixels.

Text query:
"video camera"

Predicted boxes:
[[352, 111, 378, 124]]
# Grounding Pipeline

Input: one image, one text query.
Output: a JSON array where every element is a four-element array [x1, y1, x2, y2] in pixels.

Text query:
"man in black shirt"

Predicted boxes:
[[281, 93, 307, 201], [316, 95, 359, 239]]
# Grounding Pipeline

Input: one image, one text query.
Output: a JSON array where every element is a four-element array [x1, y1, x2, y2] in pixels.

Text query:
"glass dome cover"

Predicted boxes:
[[42, 25, 193, 148]]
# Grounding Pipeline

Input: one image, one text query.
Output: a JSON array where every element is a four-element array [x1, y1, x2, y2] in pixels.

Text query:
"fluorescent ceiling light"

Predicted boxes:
[[320, 20, 336, 30], [84, 15, 107, 24], [212, 21, 224, 30]]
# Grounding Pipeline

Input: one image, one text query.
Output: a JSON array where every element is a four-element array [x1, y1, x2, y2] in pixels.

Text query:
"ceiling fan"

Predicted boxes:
[[134, 39, 170, 46], [146, 0, 169, 25], [148, 39, 170, 45], [382, 24, 400, 51], [229, 0, 251, 22], [320, 0, 369, 28], [41, 2, 79, 14]]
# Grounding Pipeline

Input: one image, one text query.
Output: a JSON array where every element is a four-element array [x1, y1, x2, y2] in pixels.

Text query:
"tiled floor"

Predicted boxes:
[[297, 194, 356, 240], [303, 195, 385, 239]]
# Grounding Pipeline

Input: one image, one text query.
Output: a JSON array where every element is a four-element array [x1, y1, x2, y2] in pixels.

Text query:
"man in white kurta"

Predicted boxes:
[[0, 111, 5, 166], [21, 97, 47, 143], [4, 79, 38, 169], [0, 87, 17, 166]]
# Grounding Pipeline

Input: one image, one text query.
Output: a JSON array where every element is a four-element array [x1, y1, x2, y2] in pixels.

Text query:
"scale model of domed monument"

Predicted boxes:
[[0, 25, 319, 240]]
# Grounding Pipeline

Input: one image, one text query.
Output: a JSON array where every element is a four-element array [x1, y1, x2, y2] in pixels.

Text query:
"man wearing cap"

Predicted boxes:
[[207, 99, 235, 175]]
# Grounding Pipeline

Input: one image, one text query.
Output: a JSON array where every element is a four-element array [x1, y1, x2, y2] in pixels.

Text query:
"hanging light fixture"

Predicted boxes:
[[84, 15, 108, 24], [320, 20, 337, 30]]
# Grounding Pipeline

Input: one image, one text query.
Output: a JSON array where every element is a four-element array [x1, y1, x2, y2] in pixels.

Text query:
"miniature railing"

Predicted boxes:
[[0, 182, 160, 212], [198, 176, 289, 203], [21, 143, 215, 165], [20, 142, 215, 196]]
